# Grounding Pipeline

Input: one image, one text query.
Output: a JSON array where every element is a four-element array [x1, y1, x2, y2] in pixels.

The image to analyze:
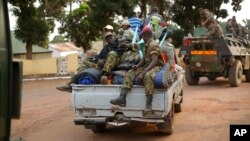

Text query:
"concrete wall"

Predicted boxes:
[[14, 54, 79, 76], [67, 54, 79, 74]]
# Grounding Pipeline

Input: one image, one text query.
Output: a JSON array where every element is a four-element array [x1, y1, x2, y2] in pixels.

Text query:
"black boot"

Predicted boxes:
[[145, 95, 153, 112], [110, 88, 128, 107]]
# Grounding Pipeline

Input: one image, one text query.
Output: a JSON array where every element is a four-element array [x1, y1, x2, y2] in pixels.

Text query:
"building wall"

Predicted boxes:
[[67, 54, 78, 74], [14, 53, 52, 60], [13, 54, 79, 76]]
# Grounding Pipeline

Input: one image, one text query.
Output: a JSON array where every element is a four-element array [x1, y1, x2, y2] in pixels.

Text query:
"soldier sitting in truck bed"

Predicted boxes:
[[56, 32, 119, 92], [110, 26, 164, 112]]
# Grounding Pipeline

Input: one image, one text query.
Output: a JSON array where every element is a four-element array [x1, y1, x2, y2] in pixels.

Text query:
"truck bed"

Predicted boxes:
[[71, 72, 184, 119]]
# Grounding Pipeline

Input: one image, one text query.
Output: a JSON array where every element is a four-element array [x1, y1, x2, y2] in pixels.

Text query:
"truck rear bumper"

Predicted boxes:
[[74, 117, 106, 125], [74, 117, 165, 126]]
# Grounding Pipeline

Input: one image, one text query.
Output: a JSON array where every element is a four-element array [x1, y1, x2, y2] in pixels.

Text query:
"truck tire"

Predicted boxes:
[[156, 101, 174, 135], [174, 90, 183, 113], [228, 60, 243, 87], [185, 66, 199, 85], [91, 124, 106, 133], [245, 69, 250, 82]]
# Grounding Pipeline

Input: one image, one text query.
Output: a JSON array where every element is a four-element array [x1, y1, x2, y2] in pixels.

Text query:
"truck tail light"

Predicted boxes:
[[183, 38, 191, 46]]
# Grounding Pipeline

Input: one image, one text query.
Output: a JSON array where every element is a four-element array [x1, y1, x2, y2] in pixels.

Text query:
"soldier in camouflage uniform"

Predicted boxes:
[[56, 32, 119, 92], [100, 44, 139, 84], [226, 18, 237, 37], [206, 21, 224, 39], [110, 26, 164, 111], [199, 8, 215, 28], [120, 20, 137, 42]]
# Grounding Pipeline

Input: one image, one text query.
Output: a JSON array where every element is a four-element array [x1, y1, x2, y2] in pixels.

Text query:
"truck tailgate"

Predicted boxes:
[[72, 85, 169, 117]]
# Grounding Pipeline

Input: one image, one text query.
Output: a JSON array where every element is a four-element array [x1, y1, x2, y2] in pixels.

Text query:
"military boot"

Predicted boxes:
[[110, 88, 128, 107], [56, 83, 72, 92], [145, 95, 153, 112]]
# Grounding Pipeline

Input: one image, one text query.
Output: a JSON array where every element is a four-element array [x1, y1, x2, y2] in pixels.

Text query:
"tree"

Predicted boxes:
[[59, 2, 94, 51], [51, 35, 66, 43], [59, 0, 138, 52], [8, 0, 71, 59], [171, 0, 244, 34], [243, 19, 250, 40]]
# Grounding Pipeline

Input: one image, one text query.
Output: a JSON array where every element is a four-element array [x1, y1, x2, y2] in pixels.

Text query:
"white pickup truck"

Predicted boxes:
[[71, 70, 184, 135]]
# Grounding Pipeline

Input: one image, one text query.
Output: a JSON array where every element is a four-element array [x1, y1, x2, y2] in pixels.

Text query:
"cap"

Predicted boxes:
[[140, 26, 152, 36], [103, 25, 113, 30], [120, 20, 130, 27], [104, 32, 113, 39]]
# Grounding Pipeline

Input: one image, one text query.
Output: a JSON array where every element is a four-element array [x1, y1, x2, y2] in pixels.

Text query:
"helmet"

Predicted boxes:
[[120, 20, 130, 27]]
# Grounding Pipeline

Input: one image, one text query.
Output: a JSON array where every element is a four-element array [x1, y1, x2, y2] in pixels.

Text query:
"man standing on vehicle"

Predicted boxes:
[[206, 21, 224, 39], [199, 8, 215, 28], [110, 26, 164, 111]]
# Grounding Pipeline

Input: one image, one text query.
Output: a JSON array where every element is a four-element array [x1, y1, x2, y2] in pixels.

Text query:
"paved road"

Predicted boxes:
[[11, 77, 250, 141]]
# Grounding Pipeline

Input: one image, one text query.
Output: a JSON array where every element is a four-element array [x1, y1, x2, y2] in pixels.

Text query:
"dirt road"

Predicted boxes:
[[11, 77, 250, 141]]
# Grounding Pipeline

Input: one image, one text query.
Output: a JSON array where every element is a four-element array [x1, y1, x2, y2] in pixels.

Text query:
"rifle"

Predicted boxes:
[[131, 26, 144, 60], [159, 32, 168, 63]]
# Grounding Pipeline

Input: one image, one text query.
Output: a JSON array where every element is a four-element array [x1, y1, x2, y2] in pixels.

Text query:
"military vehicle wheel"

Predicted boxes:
[[185, 66, 199, 85], [91, 124, 106, 133], [156, 101, 174, 135], [207, 75, 216, 81], [245, 70, 250, 82], [228, 60, 243, 87]]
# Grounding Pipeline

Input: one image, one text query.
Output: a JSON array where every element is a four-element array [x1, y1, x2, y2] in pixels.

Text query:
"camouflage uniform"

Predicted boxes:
[[122, 38, 163, 95], [200, 9, 215, 28], [206, 22, 224, 39], [123, 28, 136, 41], [102, 48, 139, 74], [226, 19, 237, 37]]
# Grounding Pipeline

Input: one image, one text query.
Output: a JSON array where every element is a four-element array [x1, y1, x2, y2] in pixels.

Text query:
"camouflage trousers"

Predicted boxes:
[[122, 65, 161, 95], [102, 51, 120, 74], [70, 61, 100, 84], [77, 60, 99, 72]]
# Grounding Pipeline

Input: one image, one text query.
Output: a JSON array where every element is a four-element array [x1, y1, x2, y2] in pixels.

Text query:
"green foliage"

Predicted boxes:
[[59, 0, 138, 52], [59, 2, 94, 51], [9, 0, 71, 59], [171, 0, 243, 34], [51, 35, 66, 43], [243, 19, 250, 40]]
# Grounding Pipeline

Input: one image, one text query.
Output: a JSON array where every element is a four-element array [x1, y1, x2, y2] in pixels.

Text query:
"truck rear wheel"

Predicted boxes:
[[185, 66, 199, 85], [156, 101, 174, 135], [245, 69, 250, 82], [228, 60, 243, 87]]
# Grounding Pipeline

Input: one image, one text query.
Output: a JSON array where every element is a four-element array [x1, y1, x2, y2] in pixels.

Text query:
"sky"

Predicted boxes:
[[219, 0, 250, 24], [8, 0, 250, 40]]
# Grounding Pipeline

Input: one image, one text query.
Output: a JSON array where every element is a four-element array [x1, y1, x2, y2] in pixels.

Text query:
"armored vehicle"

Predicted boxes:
[[179, 36, 250, 87]]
